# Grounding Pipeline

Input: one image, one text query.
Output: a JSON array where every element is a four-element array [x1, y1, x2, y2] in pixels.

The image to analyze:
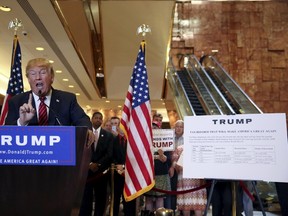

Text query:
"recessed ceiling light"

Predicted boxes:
[[55, 70, 62, 73], [96, 73, 104, 77], [35, 47, 44, 51], [68, 85, 74, 88], [62, 78, 69, 82], [75, 93, 80, 96], [0, 6, 11, 12], [49, 60, 54, 63], [105, 100, 110, 103], [118, 105, 122, 108]]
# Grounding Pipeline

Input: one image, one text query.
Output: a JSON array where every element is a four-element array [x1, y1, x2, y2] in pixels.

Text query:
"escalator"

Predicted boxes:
[[167, 54, 262, 118], [177, 70, 206, 115], [167, 57, 226, 117]]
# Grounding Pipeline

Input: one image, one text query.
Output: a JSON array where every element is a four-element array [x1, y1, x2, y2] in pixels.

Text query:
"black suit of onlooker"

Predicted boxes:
[[211, 181, 232, 216], [112, 134, 126, 215], [79, 127, 113, 216], [112, 133, 136, 215], [275, 182, 288, 216]]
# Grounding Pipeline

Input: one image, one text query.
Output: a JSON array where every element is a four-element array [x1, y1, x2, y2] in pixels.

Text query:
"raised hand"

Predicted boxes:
[[19, 93, 36, 125]]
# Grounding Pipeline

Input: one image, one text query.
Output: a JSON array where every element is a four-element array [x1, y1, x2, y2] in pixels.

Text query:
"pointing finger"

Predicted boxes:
[[28, 93, 32, 106]]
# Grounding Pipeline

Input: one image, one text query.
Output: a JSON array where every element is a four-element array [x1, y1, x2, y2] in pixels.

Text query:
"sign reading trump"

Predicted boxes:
[[152, 129, 175, 152], [0, 126, 76, 166]]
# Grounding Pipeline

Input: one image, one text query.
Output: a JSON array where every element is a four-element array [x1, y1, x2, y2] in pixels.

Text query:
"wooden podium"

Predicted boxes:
[[0, 126, 91, 216]]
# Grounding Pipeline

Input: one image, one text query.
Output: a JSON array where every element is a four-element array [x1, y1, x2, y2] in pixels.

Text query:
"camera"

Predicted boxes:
[[112, 125, 117, 132], [22, 30, 28, 36]]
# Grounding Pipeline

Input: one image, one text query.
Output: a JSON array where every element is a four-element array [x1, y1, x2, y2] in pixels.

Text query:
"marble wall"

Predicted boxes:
[[173, 1, 288, 124]]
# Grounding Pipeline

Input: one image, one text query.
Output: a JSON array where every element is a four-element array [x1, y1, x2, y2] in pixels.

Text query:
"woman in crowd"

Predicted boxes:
[[143, 121, 171, 215], [171, 120, 207, 216]]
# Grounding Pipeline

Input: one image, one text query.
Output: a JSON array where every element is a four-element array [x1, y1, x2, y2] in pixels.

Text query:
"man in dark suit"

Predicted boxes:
[[110, 116, 136, 216], [79, 112, 114, 216], [3, 58, 95, 216], [4, 57, 94, 140]]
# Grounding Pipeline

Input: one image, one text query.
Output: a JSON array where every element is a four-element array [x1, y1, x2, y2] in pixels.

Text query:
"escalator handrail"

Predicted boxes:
[[209, 55, 262, 114], [184, 64, 223, 115], [188, 54, 236, 115]]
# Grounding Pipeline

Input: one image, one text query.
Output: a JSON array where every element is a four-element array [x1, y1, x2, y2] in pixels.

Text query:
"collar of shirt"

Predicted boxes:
[[93, 127, 101, 135]]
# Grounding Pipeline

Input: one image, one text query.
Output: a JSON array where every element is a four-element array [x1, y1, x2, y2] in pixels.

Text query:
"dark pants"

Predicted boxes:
[[79, 174, 109, 216], [169, 172, 178, 211], [275, 182, 288, 216], [113, 172, 136, 215], [211, 181, 232, 216]]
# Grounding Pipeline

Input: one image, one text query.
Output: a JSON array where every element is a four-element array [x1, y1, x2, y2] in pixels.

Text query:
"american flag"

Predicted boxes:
[[0, 36, 23, 125], [121, 41, 155, 201]]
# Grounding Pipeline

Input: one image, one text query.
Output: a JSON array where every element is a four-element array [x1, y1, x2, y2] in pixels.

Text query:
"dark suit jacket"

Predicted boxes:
[[112, 134, 126, 165], [90, 128, 113, 173], [5, 89, 92, 128]]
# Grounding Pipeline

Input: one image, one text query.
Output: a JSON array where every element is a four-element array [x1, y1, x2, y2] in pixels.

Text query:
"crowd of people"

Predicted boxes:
[[5, 57, 287, 216]]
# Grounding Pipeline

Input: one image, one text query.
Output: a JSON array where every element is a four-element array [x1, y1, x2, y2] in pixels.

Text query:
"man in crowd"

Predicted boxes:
[[79, 112, 114, 216], [111, 116, 136, 215]]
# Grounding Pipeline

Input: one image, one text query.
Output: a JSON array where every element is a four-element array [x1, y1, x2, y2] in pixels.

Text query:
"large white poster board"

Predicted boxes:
[[183, 113, 288, 182]]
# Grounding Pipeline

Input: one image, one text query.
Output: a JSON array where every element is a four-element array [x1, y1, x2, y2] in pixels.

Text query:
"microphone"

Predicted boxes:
[[38, 90, 63, 126], [44, 103, 63, 126]]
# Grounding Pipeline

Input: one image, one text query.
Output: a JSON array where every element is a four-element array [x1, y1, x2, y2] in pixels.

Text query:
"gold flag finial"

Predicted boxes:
[[137, 24, 151, 37], [8, 18, 23, 35]]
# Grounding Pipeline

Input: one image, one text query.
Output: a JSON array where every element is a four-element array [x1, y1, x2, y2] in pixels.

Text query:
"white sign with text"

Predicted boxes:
[[152, 129, 175, 152], [183, 113, 288, 182]]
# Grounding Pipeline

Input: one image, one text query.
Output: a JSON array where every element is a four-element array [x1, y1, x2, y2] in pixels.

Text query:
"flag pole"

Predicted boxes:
[[0, 19, 24, 125], [120, 23, 155, 206]]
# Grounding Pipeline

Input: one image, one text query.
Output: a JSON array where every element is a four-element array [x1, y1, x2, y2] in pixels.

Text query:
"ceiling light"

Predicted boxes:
[[180, 20, 189, 27], [0, 6, 11, 12], [35, 47, 44, 51], [96, 73, 104, 77], [118, 105, 122, 108], [105, 100, 110, 103], [62, 78, 69, 82], [191, 1, 202, 5], [68, 85, 74, 88], [55, 70, 62, 73], [49, 60, 54, 63], [75, 93, 80, 96], [211, 49, 219, 53]]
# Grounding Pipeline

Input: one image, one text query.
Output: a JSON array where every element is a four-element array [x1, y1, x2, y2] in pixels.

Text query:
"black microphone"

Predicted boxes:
[[38, 90, 62, 126]]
